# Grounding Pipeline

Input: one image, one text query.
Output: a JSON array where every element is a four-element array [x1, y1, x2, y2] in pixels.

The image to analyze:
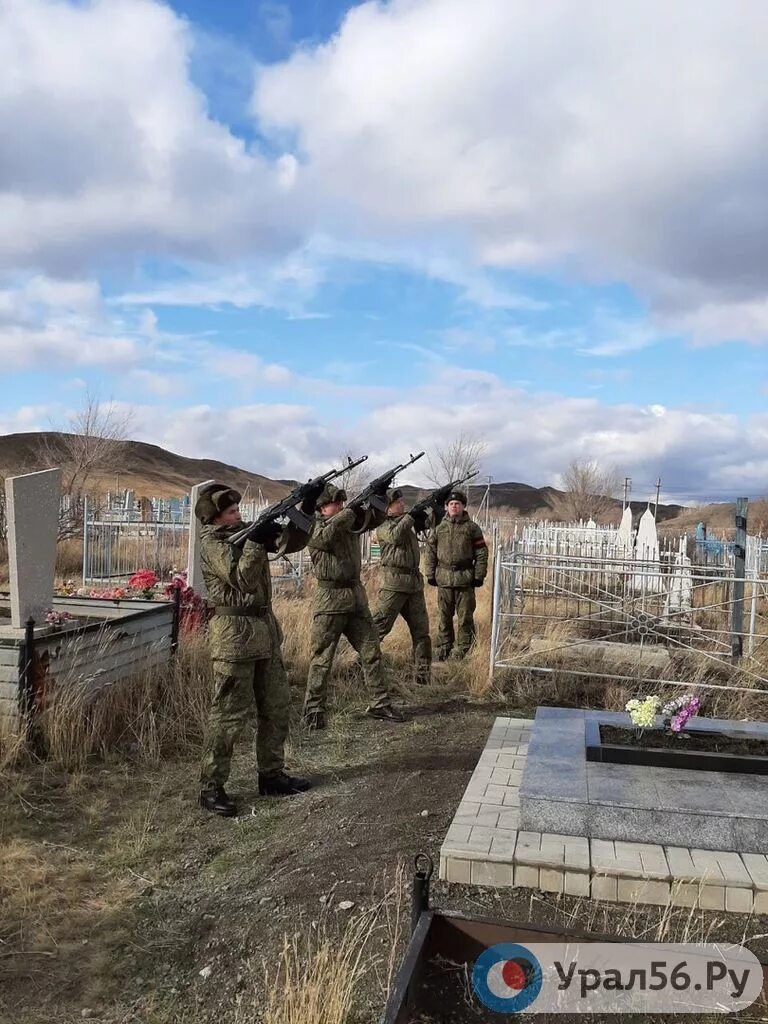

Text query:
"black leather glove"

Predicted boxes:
[[247, 520, 283, 553], [472, 579, 484, 588], [373, 478, 390, 496], [411, 508, 428, 532], [300, 481, 326, 515], [427, 577, 437, 587]]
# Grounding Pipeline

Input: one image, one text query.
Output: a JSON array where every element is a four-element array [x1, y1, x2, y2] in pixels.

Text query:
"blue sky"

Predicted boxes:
[[1, 0, 767, 503]]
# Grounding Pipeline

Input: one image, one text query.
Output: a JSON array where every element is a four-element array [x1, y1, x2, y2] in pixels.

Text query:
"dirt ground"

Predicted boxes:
[[3, 691, 768, 1024]]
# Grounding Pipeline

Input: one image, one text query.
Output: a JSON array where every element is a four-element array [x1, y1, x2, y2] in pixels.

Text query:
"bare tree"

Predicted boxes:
[[336, 450, 371, 500], [34, 393, 133, 539], [549, 457, 620, 523], [425, 432, 488, 487]]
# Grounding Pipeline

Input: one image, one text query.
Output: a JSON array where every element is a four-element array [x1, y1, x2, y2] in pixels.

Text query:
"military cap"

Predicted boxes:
[[316, 482, 347, 508], [194, 482, 242, 524], [447, 489, 467, 506], [386, 487, 403, 505]]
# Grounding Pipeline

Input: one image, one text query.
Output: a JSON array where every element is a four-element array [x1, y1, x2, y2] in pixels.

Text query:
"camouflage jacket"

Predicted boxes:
[[308, 506, 385, 614], [425, 512, 488, 588], [376, 513, 424, 594], [200, 522, 308, 662]]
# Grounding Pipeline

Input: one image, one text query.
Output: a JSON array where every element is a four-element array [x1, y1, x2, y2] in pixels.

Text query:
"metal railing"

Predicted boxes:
[[489, 542, 768, 692]]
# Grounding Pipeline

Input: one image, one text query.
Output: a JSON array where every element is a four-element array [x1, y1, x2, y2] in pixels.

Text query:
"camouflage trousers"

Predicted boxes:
[[304, 610, 391, 715], [200, 648, 289, 788], [436, 586, 477, 659], [373, 589, 432, 684]]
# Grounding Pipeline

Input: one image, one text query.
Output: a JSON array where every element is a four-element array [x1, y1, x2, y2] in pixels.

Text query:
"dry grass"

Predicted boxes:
[[4, 538, 768, 775], [234, 865, 408, 1024], [1, 631, 212, 772], [0, 717, 26, 772], [253, 914, 378, 1024], [55, 537, 84, 578]]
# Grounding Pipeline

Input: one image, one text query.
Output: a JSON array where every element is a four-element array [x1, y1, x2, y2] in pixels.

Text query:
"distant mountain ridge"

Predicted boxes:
[[0, 430, 685, 520], [0, 431, 291, 501]]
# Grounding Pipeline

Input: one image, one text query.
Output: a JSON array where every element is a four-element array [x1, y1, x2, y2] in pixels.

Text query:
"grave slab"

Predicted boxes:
[[439, 714, 768, 914], [6, 469, 61, 628], [519, 708, 768, 854]]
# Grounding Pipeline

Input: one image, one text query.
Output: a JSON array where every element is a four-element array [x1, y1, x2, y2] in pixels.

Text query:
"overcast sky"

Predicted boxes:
[[2, 0, 767, 503]]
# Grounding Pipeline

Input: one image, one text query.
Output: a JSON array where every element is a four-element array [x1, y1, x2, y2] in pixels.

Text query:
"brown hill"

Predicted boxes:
[[397, 482, 684, 522], [0, 432, 292, 501], [0, 430, 693, 522]]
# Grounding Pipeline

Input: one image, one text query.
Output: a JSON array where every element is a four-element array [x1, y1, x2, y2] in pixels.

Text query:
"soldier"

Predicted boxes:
[[303, 482, 405, 729], [196, 482, 320, 817], [425, 489, 488, 660], [371, 488, 433, 685]]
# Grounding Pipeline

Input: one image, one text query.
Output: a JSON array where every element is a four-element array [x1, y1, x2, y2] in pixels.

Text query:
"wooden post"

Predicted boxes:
[[18, 617, 36, 737], [731, 497, 748, 661], [170, 584, 181, 655]]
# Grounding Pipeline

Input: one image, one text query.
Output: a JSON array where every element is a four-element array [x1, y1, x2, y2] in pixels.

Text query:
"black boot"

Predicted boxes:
[[303, 709, 326, 731], [366, 704, 406, 723], [259, 771, 313, 797], [200, 784, 237, 817]]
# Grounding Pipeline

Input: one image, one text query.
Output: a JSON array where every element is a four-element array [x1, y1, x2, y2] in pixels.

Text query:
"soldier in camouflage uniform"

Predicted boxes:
[[303, 482, 405, 729], [196, 482, 320, 817], [425, 489, 488, 660], [371, 488, 432, 685]]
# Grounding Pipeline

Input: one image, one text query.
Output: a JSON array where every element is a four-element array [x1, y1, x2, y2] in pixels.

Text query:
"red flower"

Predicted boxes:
[[128, 569, 159, 591]]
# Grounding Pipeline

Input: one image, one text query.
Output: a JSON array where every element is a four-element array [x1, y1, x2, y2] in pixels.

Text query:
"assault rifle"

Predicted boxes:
[[407, 470, 480, 528], [228, 454, 369, 548], [347, 451, 425, 513]]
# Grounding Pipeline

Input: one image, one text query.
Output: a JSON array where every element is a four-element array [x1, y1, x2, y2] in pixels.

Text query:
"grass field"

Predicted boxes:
[[2, 575, 768, 1023]]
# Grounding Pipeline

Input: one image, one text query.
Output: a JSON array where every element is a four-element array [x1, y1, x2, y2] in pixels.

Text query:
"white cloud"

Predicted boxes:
[[128, 369, 184, 398], [0, 0, 299, 275], [100, 365, 768, 503], [0, 275, 146, 370], [0, 404, 60, 436], [255, 0, 768, 339]]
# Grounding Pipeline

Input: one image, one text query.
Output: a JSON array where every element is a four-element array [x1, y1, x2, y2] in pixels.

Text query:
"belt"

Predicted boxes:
[[440, 561, 473, 572], [213, 605, 269, 617], [317, 580, 356, 590], [383, 566, 420, 575]]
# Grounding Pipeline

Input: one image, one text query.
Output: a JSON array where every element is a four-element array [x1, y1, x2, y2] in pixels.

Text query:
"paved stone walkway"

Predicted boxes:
[[439, 717, 768, 915]]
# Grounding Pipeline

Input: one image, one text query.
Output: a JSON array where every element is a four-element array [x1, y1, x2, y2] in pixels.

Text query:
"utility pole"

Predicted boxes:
[[653, 478, 662, 522], [623, 477, 631, 509]]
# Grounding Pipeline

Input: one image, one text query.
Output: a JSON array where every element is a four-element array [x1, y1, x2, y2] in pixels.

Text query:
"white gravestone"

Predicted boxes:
[[618, 505, 633, 553], [186, 480, 215, 599], [631, 506, 663, 593], [663, 537, 693, 620], [6, 469, 62, 629]]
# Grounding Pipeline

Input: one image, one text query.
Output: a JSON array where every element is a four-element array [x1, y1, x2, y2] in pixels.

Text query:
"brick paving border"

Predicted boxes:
[[439, 717, 768, 915]]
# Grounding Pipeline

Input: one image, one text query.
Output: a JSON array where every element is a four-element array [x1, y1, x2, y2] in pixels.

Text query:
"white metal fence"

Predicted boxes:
[[490, 517, 768, 575], [489, 542, 768, 693], [81, 506, 382, 587]]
